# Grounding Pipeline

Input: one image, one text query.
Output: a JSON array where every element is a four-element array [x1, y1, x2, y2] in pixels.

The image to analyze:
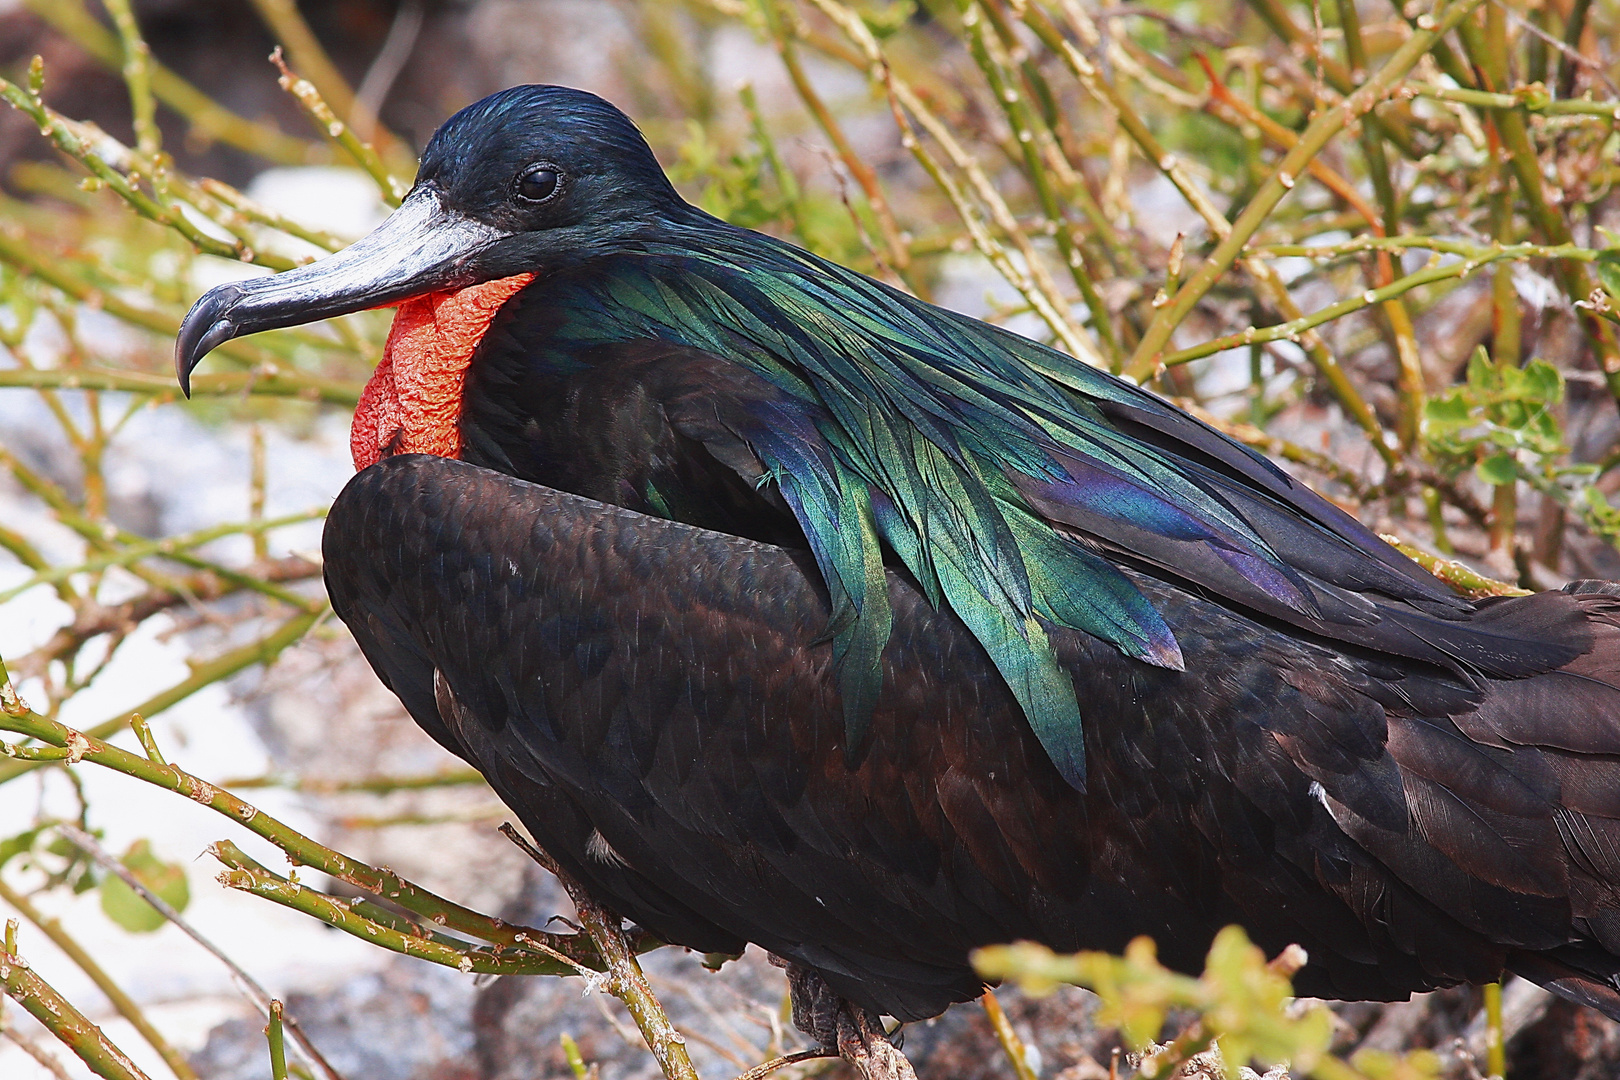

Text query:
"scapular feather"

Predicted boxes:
[[525, 223, 1517, 789]]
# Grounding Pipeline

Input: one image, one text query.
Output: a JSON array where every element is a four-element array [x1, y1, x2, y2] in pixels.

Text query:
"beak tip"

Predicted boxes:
[[175, 286, 244, 396]]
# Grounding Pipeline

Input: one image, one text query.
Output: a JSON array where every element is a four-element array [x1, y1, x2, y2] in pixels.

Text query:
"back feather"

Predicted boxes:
[[520, 222, 1568, 787]]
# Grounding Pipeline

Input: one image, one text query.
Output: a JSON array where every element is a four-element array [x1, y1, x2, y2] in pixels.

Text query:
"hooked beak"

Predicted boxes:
[[175, 187, 505, 395]]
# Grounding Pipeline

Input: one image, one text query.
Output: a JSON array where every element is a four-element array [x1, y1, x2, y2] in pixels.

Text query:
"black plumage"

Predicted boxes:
[[175, 84, 1620, 1028]]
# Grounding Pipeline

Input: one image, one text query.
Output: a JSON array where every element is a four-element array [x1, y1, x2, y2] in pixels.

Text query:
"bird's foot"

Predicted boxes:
[[769, 955, 917, 1080]]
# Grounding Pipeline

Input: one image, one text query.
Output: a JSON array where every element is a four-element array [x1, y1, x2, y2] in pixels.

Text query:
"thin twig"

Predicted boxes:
[[501, 824, 701, 1080], [731, 1048, 832, 1080], [55, 824, 348, 1080]]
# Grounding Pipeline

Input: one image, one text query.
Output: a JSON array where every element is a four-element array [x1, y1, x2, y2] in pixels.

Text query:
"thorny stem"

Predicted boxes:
[[211, 841, 642, 978], [1022, 2, 1393, 465], [1331, 0, 1425, 451], [810, 0, 1106, 368], [2, 924, 153, 1080], [57, 824, 347, 1080], [1126, 0, 1490, 382], [269, 49, 408, 206], [1447, 19, 1620, 389], [501, 824, 701, 1080], [0, 705, 637, 977], [959, 0, 1121, 364], [763, 4, 917, 290], [1156, 242, 1590, 367], [0, 876, 199, 1080], [21, 0, 319, 165], [0, 508, 326, 605], [0, 607, 323, 785]]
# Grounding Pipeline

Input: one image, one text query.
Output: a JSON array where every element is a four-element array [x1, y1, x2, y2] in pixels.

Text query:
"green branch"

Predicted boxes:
[[2, 923, 153, 1080], [1125, 0, 1489, 381]]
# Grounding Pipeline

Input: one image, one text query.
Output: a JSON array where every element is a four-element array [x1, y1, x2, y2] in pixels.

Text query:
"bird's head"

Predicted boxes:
[[175, 85, 690, 469]]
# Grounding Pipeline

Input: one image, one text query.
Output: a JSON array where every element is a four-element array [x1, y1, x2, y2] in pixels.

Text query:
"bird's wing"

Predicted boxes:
[[316, 455, 1400, 1018], [322, 455, 1620, 1020], [524, 234, 1575, 787]]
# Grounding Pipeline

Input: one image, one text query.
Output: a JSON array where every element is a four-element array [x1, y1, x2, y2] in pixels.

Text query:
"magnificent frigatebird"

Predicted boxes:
[[177, 84, 1620, 1065]]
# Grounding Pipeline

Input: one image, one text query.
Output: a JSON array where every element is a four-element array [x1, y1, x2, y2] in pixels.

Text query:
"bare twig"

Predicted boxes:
[[55, 824, 348, 1080], [501, 824, 701, 1080]]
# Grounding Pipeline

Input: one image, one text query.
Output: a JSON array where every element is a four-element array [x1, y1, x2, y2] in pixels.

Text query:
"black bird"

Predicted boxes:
[[178, 84, 1620, 1053]]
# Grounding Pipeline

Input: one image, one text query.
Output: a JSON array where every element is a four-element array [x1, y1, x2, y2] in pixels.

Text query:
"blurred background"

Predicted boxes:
[[2, 0, 1620, 1077]]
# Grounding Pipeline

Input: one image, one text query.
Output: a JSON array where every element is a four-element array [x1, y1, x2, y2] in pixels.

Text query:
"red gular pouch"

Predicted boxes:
[[351, 272, 536, 471]]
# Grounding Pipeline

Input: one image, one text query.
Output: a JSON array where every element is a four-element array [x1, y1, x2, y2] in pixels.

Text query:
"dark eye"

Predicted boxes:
[[516, 166, 560, 203]]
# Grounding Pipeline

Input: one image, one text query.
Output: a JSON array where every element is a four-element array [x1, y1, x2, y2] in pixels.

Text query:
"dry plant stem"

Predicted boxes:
[[270, 50, 408, 206], [0, 509, 325, 604], [980, 991, 1038, 1080], [21, 0, 317, 165], [0, 877, 199, 1080], [0, 73, 256, 264], [1331, 0, 1425, 450], [2, 929, 152, 1080], [501, 824, 700, 1080], [2, 1021, 79, 1080], [809, 0, 1105, 369], [1377, 535, 1530, 597], [0, 366, 362, 406], [1450, 20, 1620, 382], [0, 442, 315, 610], [1157, 241, 1588, 367], [1197, 58, 1382, 227], [959, 0, 1121, 364], [57, 824, 347, 1080], [1413, 83, 1620, 116], [1240, 0, 1422, 157], [223, 767, 488, 793], [764, 15, 914, 284], [210, 842, 607, 978], [732, 1048, 832, 1080], [0, 607, 322, 785], [0, 230, 283, 370], [1021, 4, 1389, 464], [977, 1, 1132, 267], [43, 497, 316, 611], [198, 178, 347, 253], [1126, 0, 1488, 381], [1556, 0, 1595, 99]]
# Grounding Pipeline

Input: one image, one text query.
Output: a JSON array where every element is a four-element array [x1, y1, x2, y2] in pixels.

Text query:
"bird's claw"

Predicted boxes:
[[771, 955, 917, 1080]]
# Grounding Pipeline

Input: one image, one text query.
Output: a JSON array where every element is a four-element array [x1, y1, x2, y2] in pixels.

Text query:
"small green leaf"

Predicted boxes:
[[1596, 249, 1620, 301], [99, 838, 189, 933], [0, 826, 43, 869], [1476, 452, 1518, 487]]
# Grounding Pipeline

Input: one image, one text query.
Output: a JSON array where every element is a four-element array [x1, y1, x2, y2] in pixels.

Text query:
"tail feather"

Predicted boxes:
[[1490, 583, 1620, 1020], [1508, 948, 1620, 1022]]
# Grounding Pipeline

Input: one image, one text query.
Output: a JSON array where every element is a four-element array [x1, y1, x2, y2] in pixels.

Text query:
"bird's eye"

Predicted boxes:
[[516, 166, 561, 203]]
